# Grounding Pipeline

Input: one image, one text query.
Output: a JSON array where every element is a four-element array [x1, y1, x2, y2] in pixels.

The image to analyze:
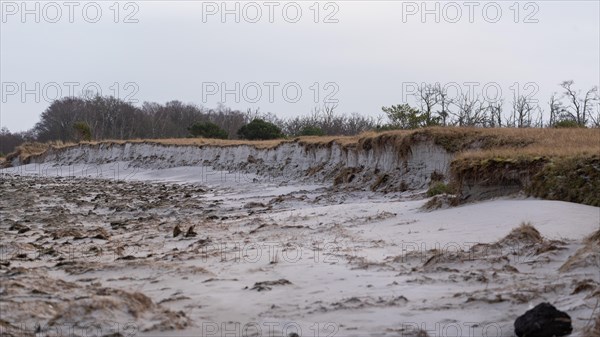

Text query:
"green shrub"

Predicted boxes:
[[299, 126, 325, 136], [381, 104, 440, 129], [427, 182, 453, 197], [237, 119, 285, 140], [553, 120, 583, 128], [188, 121, 228, 139], [73, 121, 92, 141]]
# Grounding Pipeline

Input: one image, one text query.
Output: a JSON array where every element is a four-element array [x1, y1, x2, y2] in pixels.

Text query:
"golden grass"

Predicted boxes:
[[3, 140, 76, 165], [80, 133, 371, 149], [454, 128, 600, 160]]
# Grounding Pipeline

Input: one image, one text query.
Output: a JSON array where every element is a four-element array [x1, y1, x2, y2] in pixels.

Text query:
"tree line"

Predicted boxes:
[[382, 81, 599, 129], [1, 80, 598, 156]]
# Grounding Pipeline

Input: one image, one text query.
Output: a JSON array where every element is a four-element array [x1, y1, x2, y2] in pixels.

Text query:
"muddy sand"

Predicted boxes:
[[1, 173, 599, 337]]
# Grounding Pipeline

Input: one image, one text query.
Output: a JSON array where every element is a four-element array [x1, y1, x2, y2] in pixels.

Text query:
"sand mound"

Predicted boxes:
[[50, 288, 189, 332], [401, 223, 569, 274], [469, 222, 568, 259], [0, 269, 190, 335], [585, 228, 600, 245], [560, 229, 600, 273], [496, 222, 543, 246]]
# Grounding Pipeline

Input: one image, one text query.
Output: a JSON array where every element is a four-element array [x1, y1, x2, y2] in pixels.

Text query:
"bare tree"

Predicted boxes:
[[560, 80, 599, 126], [322, 103, 338, 129], [547, 93, 565, 127], [417, 84, 439, 124], [486, 99, 503, 127], [450, 93, 488, 127], [432, 84, 454, 126], [588, 101, 600, 127], [511, 95, 537, 128]]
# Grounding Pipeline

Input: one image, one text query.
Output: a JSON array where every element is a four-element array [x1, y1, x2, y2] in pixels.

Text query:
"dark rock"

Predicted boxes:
[[194, 237, 211, 246], [244, 202, 266, 209], [248, 279, 292, 291], [110, 221, 127, 230], [117, 255, 136, 260], [173, 225, 182, 237], [17, 226, 31, 234], [92, 233, 108, 240], [185, 226, 197, 238], [514, 302, 572, 337], [9, 223, 30, 233]]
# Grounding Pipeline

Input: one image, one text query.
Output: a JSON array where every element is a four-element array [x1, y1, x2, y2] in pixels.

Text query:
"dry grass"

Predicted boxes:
[[454, 128, 600, 160], [55, 133, 370, 149], [63, 137, 293, 149], [585, 229, 600, 245], [560, 228, 600, 273], [497, 222, 543, 246], [583, 309, 600, 337], [3, 140, 76, 165]]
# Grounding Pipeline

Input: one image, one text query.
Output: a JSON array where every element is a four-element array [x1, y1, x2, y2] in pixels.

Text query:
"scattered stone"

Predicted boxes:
[[110, 221, 128, 230], [247, 279, 292, 291], [249, 223, 268, 234], [185, 226, 197, 238], [194, 237, 211, 246], [503, 265, 520, 273], [116, 255, 137, 261], [173, 225, 182, 237], [9, 223, 30, 233], [514, 302, 572, 337], [92, 233, 109, 240], [244, 201, 265, 209]]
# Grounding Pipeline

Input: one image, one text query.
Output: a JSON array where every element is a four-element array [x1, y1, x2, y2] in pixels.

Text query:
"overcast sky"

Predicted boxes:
[[1, 0, 599, 132]]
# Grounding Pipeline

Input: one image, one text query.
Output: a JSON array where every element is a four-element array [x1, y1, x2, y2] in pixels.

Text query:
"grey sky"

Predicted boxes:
[[1, 0, 599, 132]]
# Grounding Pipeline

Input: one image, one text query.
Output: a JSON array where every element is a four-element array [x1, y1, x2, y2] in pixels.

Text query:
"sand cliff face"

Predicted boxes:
[[14, 140, 453, 191]]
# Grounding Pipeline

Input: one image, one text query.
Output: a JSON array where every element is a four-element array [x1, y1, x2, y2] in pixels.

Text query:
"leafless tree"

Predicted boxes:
[[486, 99, 503, 127], [547, 93, 566, 127], [450, 93, 488, 127], [282, 104, 376, 136], [560, 80, 598, 126], [588, 101, 600, 127], [417, 84, 439, 124], [510, 95, 538, 128], [432, 84, 453, 126]]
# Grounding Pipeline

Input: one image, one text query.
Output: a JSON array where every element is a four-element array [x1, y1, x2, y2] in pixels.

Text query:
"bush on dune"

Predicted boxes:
[[188, 121, 229, 139], [237, 119, 285, 140]]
